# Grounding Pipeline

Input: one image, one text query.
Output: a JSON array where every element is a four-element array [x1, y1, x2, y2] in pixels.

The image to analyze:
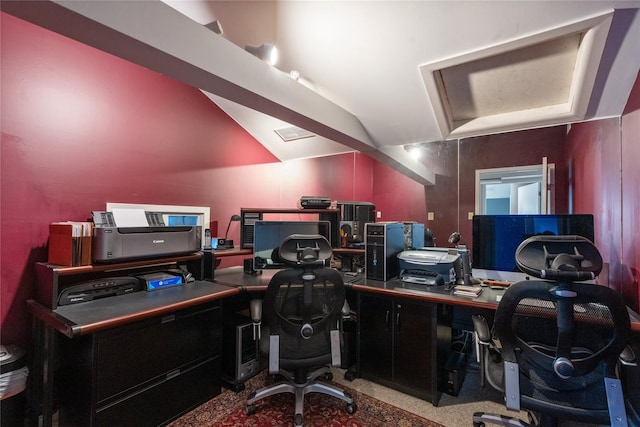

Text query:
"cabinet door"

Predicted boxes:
[[393, 299, 436, 394], [358, 294, 393, 382]]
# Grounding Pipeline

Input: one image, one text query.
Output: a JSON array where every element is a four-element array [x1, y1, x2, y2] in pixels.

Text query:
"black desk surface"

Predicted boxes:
[[213, 266, 640, 331], [28, 280, 238, 338], [214, 266, 506, 310], [31, 267, 640, 337]]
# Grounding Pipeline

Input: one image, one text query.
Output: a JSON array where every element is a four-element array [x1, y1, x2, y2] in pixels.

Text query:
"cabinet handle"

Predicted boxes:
[[396, 312, 401, 330], [385, 310, 390, 329], [161, 314, 176, 324], [166, 369, 180, 380]]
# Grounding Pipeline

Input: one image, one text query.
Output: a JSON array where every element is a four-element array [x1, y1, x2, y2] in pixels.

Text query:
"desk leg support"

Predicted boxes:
[[42, 324, 55, 427], [29, 317, 55, 427]]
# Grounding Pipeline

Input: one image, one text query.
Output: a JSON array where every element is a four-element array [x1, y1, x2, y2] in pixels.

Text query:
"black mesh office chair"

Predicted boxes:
[[246, 234, 357, 427], [472, 235, 631, 427]]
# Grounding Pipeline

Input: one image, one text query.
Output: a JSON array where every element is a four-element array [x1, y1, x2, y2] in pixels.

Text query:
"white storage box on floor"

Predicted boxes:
[[1, 344, 29, 427]]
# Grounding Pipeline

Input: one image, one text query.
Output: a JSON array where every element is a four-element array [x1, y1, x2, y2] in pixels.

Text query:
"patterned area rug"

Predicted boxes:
[[168, 372, 444, 427]]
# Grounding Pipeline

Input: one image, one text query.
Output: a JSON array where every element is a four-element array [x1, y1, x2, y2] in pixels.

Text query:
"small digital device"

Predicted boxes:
[[299, 196, 331, 209], [252, 221, 331, 270], [137, 271, 183, 291]]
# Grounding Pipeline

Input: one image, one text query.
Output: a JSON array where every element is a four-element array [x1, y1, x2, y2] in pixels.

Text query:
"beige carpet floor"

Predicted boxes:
[[330, 364, 606, 427]]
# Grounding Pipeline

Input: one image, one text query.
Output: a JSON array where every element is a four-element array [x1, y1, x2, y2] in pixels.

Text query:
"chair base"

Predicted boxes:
[[473, 411, 548, 427], [246, 366, 356, 427]]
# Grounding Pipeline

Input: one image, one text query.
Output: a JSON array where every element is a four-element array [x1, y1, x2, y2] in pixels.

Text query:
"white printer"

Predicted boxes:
[[397, 248, 461, 285]]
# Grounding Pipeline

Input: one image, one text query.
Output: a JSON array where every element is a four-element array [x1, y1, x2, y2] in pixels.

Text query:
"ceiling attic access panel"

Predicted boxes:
[[420, 10, 613, 139]]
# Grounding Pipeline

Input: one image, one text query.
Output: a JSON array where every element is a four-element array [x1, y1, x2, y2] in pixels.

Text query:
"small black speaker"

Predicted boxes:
[[244, 258, 260, 275], [203, 250, 216, 280]]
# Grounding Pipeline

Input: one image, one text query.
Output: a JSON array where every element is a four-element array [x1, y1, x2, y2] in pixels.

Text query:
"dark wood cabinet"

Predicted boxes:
[[30, 253, 228, 427], [57, 302, 222, 427], [358, 293, 451, 405]]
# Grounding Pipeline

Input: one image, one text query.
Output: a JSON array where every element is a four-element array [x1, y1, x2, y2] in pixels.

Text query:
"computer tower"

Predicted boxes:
[[240, 211, 263, 249], [403, 222, 425, 249], [221, 312, 261, 389], [365, 222, 404, 280], [443, 351, 466, 396]]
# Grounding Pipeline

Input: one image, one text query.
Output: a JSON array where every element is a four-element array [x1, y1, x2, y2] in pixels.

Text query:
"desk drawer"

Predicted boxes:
[[94, 302, 221, 402], [94, 356, 220, 427]]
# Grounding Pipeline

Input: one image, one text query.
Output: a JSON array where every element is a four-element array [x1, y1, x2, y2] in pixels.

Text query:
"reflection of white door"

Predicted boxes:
[[475, 159, 554, 215], [517, 182, 541, 213]]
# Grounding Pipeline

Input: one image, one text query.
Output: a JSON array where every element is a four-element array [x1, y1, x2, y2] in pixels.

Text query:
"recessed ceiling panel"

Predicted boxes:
[[274, 126, 315, 142], [421, 11, 613, 139], [441, 34, 581, 121]]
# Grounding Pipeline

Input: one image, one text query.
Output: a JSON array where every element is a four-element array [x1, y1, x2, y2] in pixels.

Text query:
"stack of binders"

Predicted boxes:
[[453, 284, 483, 297], [48, 221, 93, 266]]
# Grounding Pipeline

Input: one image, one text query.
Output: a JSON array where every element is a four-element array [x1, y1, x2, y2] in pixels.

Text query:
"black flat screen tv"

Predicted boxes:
[[472, 214, 594, 272], [253, 221, 332, 270]]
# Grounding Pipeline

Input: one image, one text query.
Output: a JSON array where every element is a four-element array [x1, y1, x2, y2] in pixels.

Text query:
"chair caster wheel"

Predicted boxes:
[[472, 422, 484, 427], [324, 371, 333, 381], [246, 404, 256, 416], [346, 402, 357, 414], [294, 412, 303, 426]]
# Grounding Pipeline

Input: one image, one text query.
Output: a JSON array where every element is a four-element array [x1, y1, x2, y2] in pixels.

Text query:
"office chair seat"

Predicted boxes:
[[472, 235, 631, 427], [246, 234, 356, 427]]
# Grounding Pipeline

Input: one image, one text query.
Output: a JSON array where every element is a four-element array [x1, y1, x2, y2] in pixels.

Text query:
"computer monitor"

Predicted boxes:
[[472, 214, 594, 272], [253, 221, 332, 270]]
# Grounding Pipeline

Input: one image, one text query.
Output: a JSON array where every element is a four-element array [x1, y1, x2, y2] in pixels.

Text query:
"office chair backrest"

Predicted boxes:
[[263, 235, 344, 365], [515, 235, 603, 281], [493, 235, 630, 420]]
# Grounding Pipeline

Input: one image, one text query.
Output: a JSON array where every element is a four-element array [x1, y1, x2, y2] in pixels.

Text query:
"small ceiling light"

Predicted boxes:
[[404, 144, 423, 160], [289, 70, 300, 81], [204, 20, 223, 35], [245, 43, 278, 66], [409, 146, 422, 160]]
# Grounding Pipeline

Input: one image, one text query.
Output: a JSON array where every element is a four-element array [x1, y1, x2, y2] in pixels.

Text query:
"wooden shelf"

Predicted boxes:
[[35, 252, 204, 310], [240, 207, 339, 215], [37, 252, 202, 276]]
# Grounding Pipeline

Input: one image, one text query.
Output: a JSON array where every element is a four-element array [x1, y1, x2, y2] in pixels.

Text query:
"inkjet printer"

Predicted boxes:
[[397, 248, 462, 286], [92, 210, 202, 262]]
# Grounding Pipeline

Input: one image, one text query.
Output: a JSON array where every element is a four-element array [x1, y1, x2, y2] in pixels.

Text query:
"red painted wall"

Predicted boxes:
[[421, 128, 568, 247], [566, 71, 640, 311], [371, 161, 428, 225], [621, 71, 640, 311], [0, 13, 377, 347], [2, 11, 639, 350]]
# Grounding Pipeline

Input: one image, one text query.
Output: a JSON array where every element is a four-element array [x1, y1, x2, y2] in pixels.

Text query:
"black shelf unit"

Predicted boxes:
[[240, 208, 340, 249]]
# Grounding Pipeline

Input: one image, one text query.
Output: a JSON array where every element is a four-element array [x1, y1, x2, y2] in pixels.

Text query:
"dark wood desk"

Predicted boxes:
[[212, 266, 640, 331], [211, 247, 253, 258], [212, 266, 505, 405], [30, 264, 640, 425], [28, 280, 238, 427], [213, 266, 640, 405], [214, 266, 504, 309]]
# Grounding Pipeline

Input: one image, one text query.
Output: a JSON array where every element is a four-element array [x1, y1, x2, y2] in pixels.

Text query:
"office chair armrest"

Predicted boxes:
[[472, 314, 491, 344], [472, 314, 491, 388], [620, 344, 637, 366], [250, 299, 263, 341], [268, 334, 279, 374], [504, 360, 521, 411]]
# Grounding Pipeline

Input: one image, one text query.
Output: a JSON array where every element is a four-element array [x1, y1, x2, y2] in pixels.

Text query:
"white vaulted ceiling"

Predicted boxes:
[[4, 1, 639, 185]]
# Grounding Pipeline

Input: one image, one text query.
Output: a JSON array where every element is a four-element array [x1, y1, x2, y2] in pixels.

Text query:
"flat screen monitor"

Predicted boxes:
[[253, 221, 332, 270], [472, 214, 594, 272]]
